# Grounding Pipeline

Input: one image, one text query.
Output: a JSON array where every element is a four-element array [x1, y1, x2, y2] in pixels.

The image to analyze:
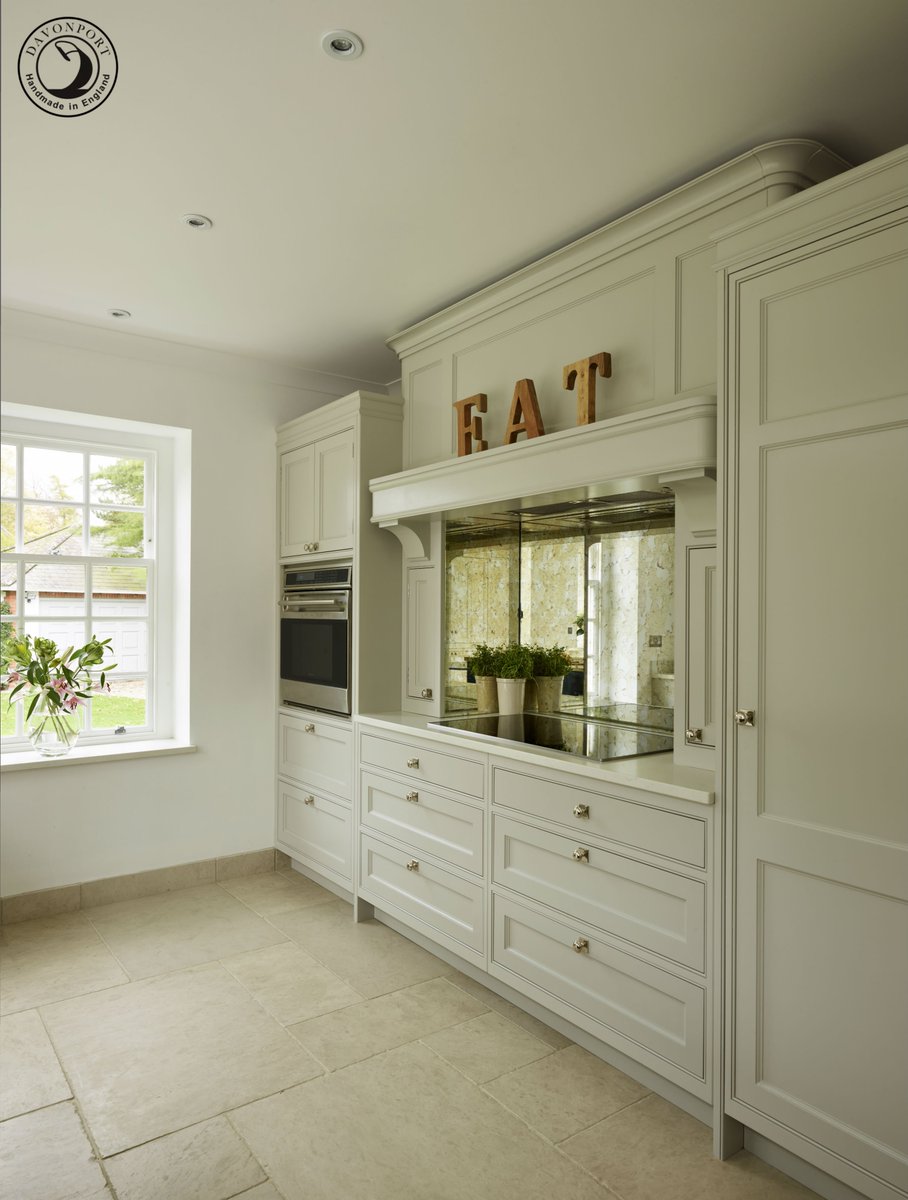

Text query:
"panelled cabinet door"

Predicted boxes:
[[684, 545, 718, 751], [406, 564, 438, 703], [726, 204, 908, 1198], [280, 443, 316, 558], [313, 428, 355, 555]]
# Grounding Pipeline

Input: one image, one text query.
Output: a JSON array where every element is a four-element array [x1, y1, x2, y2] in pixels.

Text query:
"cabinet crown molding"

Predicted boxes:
[[277, 390, 403, 447]]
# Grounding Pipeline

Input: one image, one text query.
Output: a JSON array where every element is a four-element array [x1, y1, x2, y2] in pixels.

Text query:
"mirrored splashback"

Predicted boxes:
[[445, 494, 675, 717]]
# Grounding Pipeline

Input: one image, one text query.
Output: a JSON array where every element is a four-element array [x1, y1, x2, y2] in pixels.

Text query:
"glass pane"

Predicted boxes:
[[90, 508, 144, 557], [0, 666, 18, 735], [22, 504, 83, 554], [23, 446, 83, 502], [92, 677, 146, 729], [90, 455, 145, 507], [22, 618, 88, 650], [1, 501, 15, 551], [1, 444, 15, 497], [1, 616, 20, 672], [23, 562, 86, 617], [92, 566, 148, 616], [89, 618, 148, 673]]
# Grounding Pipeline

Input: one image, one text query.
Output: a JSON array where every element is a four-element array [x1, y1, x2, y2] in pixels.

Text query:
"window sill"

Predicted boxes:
[[0, 739, 197, 773]]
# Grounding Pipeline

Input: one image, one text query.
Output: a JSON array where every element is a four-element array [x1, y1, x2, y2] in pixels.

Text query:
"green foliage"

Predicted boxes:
[[466, 642, 499, 677], [574, 613, 585, 635], [0, 600, 14, 668], [493, 641, 534, 680], [529, 644, 572, 677], [90, 458, 145, 556], [5, 632, 116, 718]]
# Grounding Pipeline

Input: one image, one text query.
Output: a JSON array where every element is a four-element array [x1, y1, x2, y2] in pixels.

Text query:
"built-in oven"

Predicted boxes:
[[279, 563, 352, 715]]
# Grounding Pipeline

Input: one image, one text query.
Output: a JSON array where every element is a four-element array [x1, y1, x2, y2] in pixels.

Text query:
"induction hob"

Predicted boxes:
[[427, 710, 673, 763]]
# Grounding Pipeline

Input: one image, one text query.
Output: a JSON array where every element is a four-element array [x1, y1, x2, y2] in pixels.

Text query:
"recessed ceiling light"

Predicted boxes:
[[321, 30, 364, 60], [181, 213, 213, 230], [107, 308, 131, 319]]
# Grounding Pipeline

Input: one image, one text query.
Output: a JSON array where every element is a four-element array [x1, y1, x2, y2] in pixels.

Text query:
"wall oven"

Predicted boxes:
[[279, 563, 352, 715]]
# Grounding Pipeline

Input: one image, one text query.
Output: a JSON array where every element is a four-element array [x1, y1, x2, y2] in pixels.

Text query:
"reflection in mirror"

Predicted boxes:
[[444, 495, 675, 724]]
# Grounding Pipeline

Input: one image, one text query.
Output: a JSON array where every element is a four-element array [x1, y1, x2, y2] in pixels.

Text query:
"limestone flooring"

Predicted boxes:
[[0, 869, 818, 1200]]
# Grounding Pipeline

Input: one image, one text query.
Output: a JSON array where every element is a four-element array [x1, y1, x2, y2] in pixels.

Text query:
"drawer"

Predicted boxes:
[[360, 732, 485, 799], [493, 766, 705, 868], [493, 815, 705, 970], [359, 833, 484, 955], [492, 892, 705, 1079], [279, 713, 353, 799], [277, 779, 351, 881], [360, 771, 483, 875]]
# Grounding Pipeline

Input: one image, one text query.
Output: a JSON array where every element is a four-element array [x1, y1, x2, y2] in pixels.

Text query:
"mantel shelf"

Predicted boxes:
[[370, 396, 717, 523]]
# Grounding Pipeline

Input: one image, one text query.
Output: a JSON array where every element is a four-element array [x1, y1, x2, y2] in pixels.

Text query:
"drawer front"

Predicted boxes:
[[492, 893, 704, 1078], [359, 833, 484, 954], [493, 816, 704, 970], [280, 714, 353, 799], [360, 771, 483, 875], [277, 780, 351, 880], [360, 732, 484, 799], [493, 766, 705, 868]]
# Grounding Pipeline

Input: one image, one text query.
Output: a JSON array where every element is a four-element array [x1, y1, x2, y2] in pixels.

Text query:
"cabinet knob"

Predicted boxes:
[[405, 791, 419, 803], [571, 937, 590, 954], [685, 727, 703, 744], [304, 723, 315, 733], [303, 543, 312, 551], [734, 709, 756, 727], [420, 688, 433, 699], [572, 846, 590, 863], [572, 803, 590, 819], [406, 757, 420, 769], [303, 794, 315, 806], [405, 859, 419, 872]]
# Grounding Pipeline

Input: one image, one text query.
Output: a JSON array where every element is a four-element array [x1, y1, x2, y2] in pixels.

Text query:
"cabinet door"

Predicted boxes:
[[313, 428, 355, 555], [276, 779, 352, 882], [726, 212, 908, 1195], [684, 545, 718, 751], [406, 564, 438, 703], [280, 443, 315, 558]]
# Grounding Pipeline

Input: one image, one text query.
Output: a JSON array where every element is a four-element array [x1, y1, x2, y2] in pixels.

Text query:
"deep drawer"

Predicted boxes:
[[277, 779, 351, 881], [359, 833, 484, 955], [493, 815, 705, 970], [492, 892, 705, 1078], [492, 765, 705, 868], [279, 712, 353, 799], [360, 770, 483, 875], [359, 732, 485, 799]]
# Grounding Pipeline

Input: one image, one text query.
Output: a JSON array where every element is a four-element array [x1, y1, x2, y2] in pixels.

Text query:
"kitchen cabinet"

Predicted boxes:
[[279, 427, 355, 560], [718, 146, 908, 1200]]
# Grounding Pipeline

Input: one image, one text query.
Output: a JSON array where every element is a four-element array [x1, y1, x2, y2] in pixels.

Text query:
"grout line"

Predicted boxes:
[[222, 1111, 291, 1200]]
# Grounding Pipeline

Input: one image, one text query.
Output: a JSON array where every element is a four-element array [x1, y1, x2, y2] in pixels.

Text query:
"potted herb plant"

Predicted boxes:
[[531, 644, 572, 712], [494, 641, 534, 715], [465, 642, 499, 713]]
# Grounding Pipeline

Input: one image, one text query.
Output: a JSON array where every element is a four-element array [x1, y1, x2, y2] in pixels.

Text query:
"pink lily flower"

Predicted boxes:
[[52, 678, 69, 695], [63, 694, 85, 711], [7, 671, 22, 684]]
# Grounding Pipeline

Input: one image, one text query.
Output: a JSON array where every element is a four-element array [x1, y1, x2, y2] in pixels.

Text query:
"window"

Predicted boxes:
[[1, 411, 186, 750]]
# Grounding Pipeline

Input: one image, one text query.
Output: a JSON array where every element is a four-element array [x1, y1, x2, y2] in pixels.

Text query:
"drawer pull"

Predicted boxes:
[[572, 846, 590, 863], [405, 790, 419, 803], [405, 859, 419, 872], [304, 723, 315, 733], [572, 803, 590, 819], [420, 688, 433, 699], [303, 794, 315, 806], [685, 727, 703, 744], [406, 757, 420, 769], [311, 542, 319, 551], [571, 937, 590, 954]]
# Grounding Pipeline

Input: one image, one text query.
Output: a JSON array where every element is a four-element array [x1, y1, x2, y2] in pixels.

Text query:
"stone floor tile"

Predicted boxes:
[[445, 970, 571, 1048], [0, 1100, 106, 1200], [231, 1041, 613, 1200], [84, 884, 287, 979], [422, 1010, 555, 1083], [286, 976, 487, 1070], [221, 942, 364, 1025], [218, 871, 337, 917], [40, 962, 323, 1156], [103, 1115, 265, 1200], [0, 1008, 72, 1120], [484, 1043, 650, 1142], [0, 912, 128, 1015]]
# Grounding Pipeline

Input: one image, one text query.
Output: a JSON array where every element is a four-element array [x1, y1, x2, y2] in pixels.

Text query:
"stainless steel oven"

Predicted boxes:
[[279, 563, 352, 715]]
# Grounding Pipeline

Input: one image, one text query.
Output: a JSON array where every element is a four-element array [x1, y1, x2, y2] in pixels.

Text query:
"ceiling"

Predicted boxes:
[[2, 0, 907, 386]]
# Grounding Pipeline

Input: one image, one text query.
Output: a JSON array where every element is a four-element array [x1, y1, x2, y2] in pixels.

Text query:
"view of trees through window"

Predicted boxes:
[[1, 438, 153, 740]]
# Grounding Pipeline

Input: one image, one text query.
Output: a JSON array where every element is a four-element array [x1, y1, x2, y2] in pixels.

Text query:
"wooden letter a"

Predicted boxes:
[[503, 379, 545, 444]]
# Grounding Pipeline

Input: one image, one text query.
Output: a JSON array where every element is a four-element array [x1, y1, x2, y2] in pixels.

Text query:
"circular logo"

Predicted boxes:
[[17, 17, 118, 117]]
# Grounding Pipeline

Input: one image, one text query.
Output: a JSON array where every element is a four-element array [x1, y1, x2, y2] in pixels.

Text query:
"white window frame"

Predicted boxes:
[[1, 407, 186, 752]]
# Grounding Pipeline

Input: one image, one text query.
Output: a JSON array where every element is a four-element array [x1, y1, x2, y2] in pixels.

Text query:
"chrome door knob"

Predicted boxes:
[[572, 803, 590, 819], [572, 846, 590, 863], [420, 688, 433, 699], [303, 794, 315, 806], [571, 937, 590, 954], [405, 859, 419, 872], [304, 723, 315, 733], [311, 542, 319, 551], [686, 727, 703, 744], [405, 791, 419, 803], [406, 757, 420, 769], [734, 709, 755, 727]]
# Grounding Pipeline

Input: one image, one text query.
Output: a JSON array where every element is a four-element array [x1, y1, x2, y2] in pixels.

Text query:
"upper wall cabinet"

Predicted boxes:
[[280, 428, 355, 559], [386, 141, 847, 470]]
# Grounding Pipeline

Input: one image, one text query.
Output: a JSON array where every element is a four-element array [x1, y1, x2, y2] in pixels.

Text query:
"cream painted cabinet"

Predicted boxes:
[[405, 564, 438, 704], [719, 147, 908, 1200], [280, 427, 355, 560]]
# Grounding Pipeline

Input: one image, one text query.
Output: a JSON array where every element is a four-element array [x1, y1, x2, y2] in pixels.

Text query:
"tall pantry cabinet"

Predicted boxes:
[[718, 147, 908, 1200]]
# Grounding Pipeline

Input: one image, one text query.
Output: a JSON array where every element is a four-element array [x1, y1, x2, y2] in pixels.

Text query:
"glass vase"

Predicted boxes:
[[26, 698, 82, 757]]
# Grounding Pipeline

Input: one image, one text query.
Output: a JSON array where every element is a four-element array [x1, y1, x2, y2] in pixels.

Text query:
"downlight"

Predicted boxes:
[[181, 213, 213, 230], [321, 30, 364, 60]]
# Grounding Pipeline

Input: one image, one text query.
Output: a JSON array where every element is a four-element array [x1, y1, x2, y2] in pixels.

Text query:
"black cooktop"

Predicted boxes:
[[427, 711, 673, 763]]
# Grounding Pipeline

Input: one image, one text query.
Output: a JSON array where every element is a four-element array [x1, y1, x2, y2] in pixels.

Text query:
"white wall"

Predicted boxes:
[[0, 310, 380, 895]]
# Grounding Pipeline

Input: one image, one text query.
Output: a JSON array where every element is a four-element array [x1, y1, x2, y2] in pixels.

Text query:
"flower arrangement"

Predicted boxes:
[[5, 633, 116, 751]]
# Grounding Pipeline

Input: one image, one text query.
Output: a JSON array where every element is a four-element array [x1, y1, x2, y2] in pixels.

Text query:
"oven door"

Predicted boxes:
[[279, 591, 351, 714]]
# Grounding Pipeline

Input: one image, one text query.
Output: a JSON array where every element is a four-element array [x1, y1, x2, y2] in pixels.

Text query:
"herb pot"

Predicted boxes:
[[496, 678, 525, 715]]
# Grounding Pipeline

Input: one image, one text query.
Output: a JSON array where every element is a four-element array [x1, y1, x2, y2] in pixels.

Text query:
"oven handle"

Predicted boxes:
[[281, 597, 348, 613]]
